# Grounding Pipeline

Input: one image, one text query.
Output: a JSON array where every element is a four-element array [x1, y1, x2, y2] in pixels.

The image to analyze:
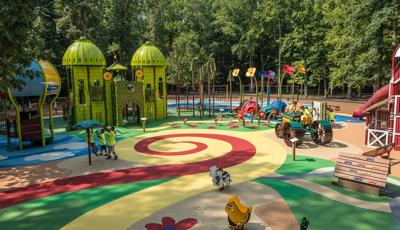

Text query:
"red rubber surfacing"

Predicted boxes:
[[0, 133, 256, 209]]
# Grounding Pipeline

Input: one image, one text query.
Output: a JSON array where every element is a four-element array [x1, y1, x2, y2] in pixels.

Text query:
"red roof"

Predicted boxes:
[[353, 84, 389, 119]]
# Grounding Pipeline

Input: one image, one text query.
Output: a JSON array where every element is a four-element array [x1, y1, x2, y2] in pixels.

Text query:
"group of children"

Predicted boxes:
[[87, 127, 118, 160], [286, 101, 336, 124]]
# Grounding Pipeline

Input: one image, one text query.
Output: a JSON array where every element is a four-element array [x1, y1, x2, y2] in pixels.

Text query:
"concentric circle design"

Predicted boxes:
[[0, 133, 256, 209], [134, 135, 208, 156]]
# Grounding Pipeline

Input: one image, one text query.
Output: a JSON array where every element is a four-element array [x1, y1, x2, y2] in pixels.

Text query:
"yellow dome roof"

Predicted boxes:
[[62, 37, 106, 66], [131, 42, 166, 67]]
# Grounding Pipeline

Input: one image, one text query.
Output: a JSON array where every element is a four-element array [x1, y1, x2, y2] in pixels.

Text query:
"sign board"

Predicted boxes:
[[312, 101, 327, 121], [290, 137, 299, 143], [333, 152, 389, 188]]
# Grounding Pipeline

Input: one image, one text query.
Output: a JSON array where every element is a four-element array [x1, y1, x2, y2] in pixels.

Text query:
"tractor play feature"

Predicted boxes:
[[275, 112, 333, 147]]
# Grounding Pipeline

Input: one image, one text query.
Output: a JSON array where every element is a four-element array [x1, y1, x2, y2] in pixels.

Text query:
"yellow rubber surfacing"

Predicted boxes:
[[62, 129, 286, 230]]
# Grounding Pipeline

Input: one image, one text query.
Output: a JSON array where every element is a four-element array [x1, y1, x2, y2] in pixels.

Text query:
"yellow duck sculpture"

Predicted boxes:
[[225, 195, 252, 230]]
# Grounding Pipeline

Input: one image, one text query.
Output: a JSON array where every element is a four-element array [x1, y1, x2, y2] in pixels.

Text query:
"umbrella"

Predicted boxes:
[[73, 120, 102, 129], [73, 120, 103, 165]]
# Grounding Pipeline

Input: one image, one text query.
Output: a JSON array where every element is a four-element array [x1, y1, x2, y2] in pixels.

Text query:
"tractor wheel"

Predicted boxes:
[[311, 121, 333, 145], [275, 123, 283, 138], [282, 123, 305, 147]]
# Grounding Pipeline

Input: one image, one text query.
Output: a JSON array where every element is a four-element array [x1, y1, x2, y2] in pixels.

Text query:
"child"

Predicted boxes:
[[106, 127, 118, 160], [98, 128, 107, 156], [86, 128, 98, 156], [328, 108, 336, 124]]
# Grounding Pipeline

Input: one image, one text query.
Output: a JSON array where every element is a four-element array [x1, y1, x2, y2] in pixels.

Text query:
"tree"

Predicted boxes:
[[167, 31, 205, 87], [0, 0, 40, 91]]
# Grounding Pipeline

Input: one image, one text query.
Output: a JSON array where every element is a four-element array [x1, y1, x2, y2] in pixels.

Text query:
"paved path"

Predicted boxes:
[[263, 168, 400, 214], [128, 182, 283, 230]]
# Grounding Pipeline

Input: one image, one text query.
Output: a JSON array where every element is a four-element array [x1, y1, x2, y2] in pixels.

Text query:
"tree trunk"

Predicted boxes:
[[304, 74, 308, 98], [324, 70, 328, 98], [317, 79, 321, 96], [357, 87, 362, 98], [376, 26, 384, 89], [346, 86, 352, 100], [277, 21, 283, 102]]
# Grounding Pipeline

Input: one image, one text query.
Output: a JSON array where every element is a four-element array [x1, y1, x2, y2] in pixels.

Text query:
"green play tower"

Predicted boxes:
[[62, 37, 111, 129], [131, 42, 167, 121]]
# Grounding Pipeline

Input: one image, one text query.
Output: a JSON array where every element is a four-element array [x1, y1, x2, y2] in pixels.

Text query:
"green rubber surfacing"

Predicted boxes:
[[0, 178, 173, 230]]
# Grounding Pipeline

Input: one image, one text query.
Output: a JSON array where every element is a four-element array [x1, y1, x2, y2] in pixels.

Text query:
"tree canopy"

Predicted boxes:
[[1, 0, 399, 97]]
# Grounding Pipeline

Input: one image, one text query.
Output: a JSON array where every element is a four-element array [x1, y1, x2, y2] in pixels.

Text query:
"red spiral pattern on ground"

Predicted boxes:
[[0, 133, 256, 209], [134, 135, 209, 156]]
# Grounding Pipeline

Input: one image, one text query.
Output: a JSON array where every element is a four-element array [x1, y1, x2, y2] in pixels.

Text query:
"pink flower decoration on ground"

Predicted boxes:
[[208, 126, 216, 129], [145, 216, 197, 230]]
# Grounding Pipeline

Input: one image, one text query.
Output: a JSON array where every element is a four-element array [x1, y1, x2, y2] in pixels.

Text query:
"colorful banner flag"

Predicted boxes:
[[283, 64, 294, 75]]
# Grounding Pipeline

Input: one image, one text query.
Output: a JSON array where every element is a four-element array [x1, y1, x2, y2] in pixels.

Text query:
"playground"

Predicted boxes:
[[1, 27, 400, 230], [1, 99, 400, 229]]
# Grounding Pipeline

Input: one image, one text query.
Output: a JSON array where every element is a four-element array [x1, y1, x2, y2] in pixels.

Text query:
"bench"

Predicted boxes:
[[334, 152, 390, 195], [362, 143, 394, 159]]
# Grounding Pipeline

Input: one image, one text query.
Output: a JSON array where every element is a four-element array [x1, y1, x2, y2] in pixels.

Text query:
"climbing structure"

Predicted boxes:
[[106, 61, 144, 126], [0, 60, 61, 150], [131, 42, 167, 121], [62, 37, 109, 129]]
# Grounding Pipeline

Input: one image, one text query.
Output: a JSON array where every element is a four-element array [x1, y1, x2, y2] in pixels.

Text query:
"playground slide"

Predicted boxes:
[[261, 100, 287, 114], [353, 84, 388, 119]]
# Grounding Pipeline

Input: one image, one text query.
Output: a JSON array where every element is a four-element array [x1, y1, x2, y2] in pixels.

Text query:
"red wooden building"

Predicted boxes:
[[354, 45, 400, 149]]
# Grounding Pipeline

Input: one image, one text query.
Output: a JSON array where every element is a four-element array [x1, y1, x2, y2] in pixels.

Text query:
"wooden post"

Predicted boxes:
[[87, 128, 92, 165], [229, 74, 232, 112], [267, 78, 270, 105], [292, 143, 296, 161]]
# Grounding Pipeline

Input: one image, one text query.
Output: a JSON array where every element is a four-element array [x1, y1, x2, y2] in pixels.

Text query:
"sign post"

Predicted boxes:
[[290, 137, 299, 161], [141, 117, 147, 132]]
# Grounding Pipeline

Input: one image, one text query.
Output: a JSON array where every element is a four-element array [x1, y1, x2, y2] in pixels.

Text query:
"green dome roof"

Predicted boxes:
[[62, 37, 106, 66], [131, 42, 166, 67]]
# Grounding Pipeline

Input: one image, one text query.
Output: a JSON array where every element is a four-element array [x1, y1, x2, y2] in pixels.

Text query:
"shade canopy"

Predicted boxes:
[[62, 37, 106, 66], [11, 60, 61, 97], [106, 62, 128, 71], [73, 120, 103, 129], [131, 42, 166, 67]]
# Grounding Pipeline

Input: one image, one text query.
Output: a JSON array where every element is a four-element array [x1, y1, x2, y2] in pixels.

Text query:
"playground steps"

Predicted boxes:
[[0, 116, 42, 141]]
